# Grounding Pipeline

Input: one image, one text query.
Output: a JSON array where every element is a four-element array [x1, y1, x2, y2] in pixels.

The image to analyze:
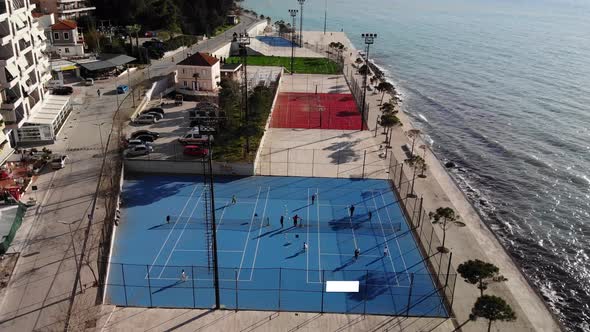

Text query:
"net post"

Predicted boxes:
[[362, 150, 367, 179], [121, 263, 128, 306], [191, 265, 196, 308], [146, 265, 153, 307], [406, 273, 414, 316], [278, 268, 282, 310], [363, 270, 369, 315], [235, 269, 239, 311], [417, 197, 424, 228]]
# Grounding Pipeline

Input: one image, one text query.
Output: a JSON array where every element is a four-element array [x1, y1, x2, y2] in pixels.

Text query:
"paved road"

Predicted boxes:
[[0, 15, 262, 331]]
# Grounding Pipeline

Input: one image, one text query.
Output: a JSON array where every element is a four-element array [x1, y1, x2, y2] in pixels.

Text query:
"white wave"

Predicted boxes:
[[418, 113, 428, 122]]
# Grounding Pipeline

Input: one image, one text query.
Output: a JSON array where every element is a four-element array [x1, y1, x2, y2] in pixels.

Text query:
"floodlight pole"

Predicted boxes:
[[289, 9, 298, 74], [238, 32, 251, 153], [323, 0, 328, 35], [298, 0, 305, 47], [207, 137, 221, 309], [360, 33, 377, 131]]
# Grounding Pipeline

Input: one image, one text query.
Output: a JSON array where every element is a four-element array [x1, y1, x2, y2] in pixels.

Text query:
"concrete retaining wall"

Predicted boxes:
[[247, 20, 268, 36], [124, 159, 254, 176], [212, 42, 231, 58]]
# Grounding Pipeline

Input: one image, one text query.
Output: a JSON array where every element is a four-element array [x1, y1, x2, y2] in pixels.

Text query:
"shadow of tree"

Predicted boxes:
[[347, 271, 400, 302], [322, 139, 361, 164]]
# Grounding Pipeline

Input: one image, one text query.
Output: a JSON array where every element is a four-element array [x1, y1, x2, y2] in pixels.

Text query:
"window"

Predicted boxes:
[[64, 48, 69, 53], [183, 81, 187, 87], [63, 32, 69, 40], [53, 32, 59, 40]]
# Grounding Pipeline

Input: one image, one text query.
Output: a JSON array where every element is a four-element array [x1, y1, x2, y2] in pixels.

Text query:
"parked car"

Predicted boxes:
[[134, 114, 158, 124], [125, 139, 154, 148], [146, 112, 164, 121], [50, 155, 67, 169], [175, 94, 183, 106], [130, 130, 160, 140], [116, 85, 129, 94], [144, 107, 165, 116], [52, 86, 73, 95], [183, 145, 209, 157], [133, 134, 155, 143], [84, 78, 94, 86], [178, 132, 213, 145], [125, 145, 153, 157]]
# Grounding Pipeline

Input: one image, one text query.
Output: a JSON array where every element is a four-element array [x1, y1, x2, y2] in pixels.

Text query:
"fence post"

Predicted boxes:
[[287, 148, 290, 176], [399, 163, 404, 187], [417, 197, 424, 228], [191, 266, 196, 308], [405, 273, 415, 316], [146, 265, 153, 307], [321, 269, 325, 313], [363, 270, 369, 315], [312, 149, 315, 177], [428, 225, 434, 256], [235, 269, 238, 311], [444, 252, 453, 289], [121, 263, 128, 306], [278, 268, 282, 310], [336, 150, 340, 178], [361, 150, 367, 179], [269, 147, 272, 176]]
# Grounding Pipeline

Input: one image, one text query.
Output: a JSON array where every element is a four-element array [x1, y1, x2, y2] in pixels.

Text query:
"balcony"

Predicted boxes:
[[58, 2, 96, 14], [12, 0, 26, 12]]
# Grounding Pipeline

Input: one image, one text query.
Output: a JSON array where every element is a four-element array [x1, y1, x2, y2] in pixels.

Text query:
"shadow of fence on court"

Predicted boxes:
[[102, 262, 453, 318]]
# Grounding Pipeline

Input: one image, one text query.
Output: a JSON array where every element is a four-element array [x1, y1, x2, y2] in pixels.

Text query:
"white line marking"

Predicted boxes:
[[174, 249, 243, 253], [157, 189, 204, 278], [249, 186, 271, 281], [147, 184, 201, 276], [316, 187, 322, 283], [372, 191, 400, 285], [237, 187, 262, 281], [216, 199, 230, 230], [306, 187, 310, 283], [380, 190, 411, 283], [100, 306, 117, 332], [321, 253, 382, 258]]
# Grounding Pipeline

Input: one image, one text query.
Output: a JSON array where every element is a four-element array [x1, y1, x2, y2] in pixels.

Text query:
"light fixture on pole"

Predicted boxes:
[[289, 9, 298, 74], [360, 33, 377, 131], [297, 0, 305, 47]]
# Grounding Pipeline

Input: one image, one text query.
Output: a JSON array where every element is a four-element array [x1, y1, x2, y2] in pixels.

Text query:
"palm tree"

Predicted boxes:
[[407, 155, 427, 179], [380, 101, 396, 114], [358, 64, 369, 76], [376, 81, 394, 105]]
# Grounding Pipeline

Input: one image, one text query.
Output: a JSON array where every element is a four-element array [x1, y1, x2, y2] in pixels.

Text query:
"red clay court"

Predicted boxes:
[[271, 92, 365, 130]]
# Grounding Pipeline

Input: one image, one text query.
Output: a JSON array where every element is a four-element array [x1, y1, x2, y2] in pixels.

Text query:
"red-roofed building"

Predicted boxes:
[[176, 53, 221, 92], [50, 19, 85, 57]]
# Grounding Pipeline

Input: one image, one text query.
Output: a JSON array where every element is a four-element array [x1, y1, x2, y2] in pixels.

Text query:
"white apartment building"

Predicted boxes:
[[0, 0, 56, 150], [33, 0, 95, 20]]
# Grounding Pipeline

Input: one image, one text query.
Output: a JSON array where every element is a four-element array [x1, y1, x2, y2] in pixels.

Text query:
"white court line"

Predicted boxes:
[[380, 190, 411, 283], [236, 187, 262, 281], [248, 186, 271, 281], [316, 188, 322, 283], [306, 188, 310, 283], [146, 184, 202, 276], [157, 189, 205, 278], [174, 249, 243, 253], [216, 199, 230, 230], [321, 253, 383, 258], [372, 191, 400, 286]]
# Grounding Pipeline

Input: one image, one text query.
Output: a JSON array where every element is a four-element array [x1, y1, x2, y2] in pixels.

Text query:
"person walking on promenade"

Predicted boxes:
[[231, 195, 237, 205], [280, 215, 284, 228], [349, 204, 356, 217]]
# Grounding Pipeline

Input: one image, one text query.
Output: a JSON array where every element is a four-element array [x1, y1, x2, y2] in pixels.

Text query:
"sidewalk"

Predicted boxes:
[[301, 31, 561, 331]]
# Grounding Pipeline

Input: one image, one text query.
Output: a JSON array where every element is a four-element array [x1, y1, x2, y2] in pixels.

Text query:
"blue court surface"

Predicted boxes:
[[106, 175, 447, 317], [256, 36, 296, 47]]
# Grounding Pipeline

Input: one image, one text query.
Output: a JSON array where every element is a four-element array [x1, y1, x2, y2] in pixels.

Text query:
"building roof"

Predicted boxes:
[[51, 19, 77, 31], [27, 95, 71, 125], [221, 63, 242, 72], [178, 52, 219, 67], [76, 54, 136, 71]]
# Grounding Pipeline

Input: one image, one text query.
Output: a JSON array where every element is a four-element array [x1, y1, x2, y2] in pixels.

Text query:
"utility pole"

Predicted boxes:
[[360, 33, 377, 131], [323, 0, 328, 35], [298, 0, 306, 47], [289, 9, 298, 74]]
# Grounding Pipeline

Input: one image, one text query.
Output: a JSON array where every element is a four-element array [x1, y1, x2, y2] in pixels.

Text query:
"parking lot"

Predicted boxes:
[[124, 99, 213, 161]]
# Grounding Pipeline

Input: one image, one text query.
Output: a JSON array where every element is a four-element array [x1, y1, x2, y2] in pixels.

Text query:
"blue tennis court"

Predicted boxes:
[[105, 175, 447, 317], [256, 36, 296, 47]]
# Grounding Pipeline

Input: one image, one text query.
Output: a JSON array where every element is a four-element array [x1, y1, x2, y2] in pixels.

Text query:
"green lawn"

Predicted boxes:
[[226, 56, 341, 75]]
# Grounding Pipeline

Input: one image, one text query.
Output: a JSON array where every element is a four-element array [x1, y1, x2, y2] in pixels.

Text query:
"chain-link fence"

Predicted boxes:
[[0, 204, 27, 254], [256, 146, 391, 179], [103, 262, 453, 318]]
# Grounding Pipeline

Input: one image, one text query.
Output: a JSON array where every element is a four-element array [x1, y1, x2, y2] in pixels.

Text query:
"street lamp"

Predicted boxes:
[[297, 0, 305, 47], [289, 9, 298, 74], [360, 33, 377, 131], [237, 32, 252, 152]]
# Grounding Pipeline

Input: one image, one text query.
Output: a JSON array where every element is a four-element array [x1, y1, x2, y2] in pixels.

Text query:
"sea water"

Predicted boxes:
[[244, 0, 590, 330]]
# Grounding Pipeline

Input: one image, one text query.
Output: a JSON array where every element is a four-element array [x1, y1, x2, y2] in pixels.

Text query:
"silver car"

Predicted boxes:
[[134, 114, 158, 124], [125, 144, 154, 157]]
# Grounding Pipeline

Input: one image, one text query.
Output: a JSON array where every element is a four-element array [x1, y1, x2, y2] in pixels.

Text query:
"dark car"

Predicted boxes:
[[143, 107, 165, 116], [52, 86, 73, 95], [130, 130, 160, 140], [133, 135, 155, 143]]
